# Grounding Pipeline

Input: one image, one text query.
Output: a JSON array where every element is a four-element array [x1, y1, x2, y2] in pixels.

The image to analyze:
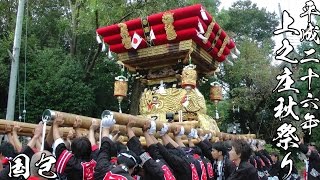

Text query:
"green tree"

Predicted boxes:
[[221, 38, 279, 138], [221, 0, 278, 46], [208, 0, 281, 140], [25, 48, 95, 122]]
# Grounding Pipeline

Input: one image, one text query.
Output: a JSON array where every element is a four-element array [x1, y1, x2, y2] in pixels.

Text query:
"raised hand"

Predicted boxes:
[[34, 122, 44, 138], [90, 119, 100, 131], [111, 125, 120, 136], [101, 113, 116, 128], [53, 113, 64, 126], [142, 121, 151, 132], [187, 128, 198, 139], [159, 123, 169, 136], [126, 119, 135, 129], [73, 116, 82, 128], [13, 122, 22, 132], [67, 129, 75, 139], [173, 125, 184, 137]]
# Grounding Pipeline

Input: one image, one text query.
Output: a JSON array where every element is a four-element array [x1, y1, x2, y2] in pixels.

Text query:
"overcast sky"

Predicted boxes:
[[218, 0, 320, 57]]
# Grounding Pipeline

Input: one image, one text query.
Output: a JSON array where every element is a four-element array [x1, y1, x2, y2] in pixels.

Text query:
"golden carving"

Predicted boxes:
[[210, 85, 222, 102], [118, 23, 132, 49], [114, 81, 128, 97], [142, 19, 148, 25], [139, 87, 219, 131], [140, 88, 206, 114], [203, 20, 216, 44], [218, 36, 229, 57], [211, 28, 222, 49], [198, 113, 220, 132], [181, 64, 197, 88], [162, 12, 177, 40]]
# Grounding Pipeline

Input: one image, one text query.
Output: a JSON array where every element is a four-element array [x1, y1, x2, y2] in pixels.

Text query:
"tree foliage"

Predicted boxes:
[[219, 38, 280, 138], [222, 0, 279, 45], [25, 48, 95, 123], [206, 0, 282, 140]]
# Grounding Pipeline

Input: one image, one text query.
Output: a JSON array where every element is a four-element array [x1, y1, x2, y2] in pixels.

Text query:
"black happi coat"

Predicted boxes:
[[55, 140, 96, 180], [197, 140, 236, 180], [157, 143, 192, 180], [300, 144, 320, 180], [226, 161, 259, 180], [268, 160, 281, 177], [255, 150, 271, 170], [202, 156, 215, 180], [127, 136, 175, 180], [213, 157, 236, 180], [104, 165, 135, 180], [94, 137, 120, 180]]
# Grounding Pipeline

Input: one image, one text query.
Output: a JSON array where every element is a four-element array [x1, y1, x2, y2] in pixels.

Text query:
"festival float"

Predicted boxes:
[[1, 4, 254, 143], [97, 4, 236, 130]]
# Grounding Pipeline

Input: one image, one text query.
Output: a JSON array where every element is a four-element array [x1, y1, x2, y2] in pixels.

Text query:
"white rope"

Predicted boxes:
[[99, 121, 103, 149], [41, 122, 46, 151]]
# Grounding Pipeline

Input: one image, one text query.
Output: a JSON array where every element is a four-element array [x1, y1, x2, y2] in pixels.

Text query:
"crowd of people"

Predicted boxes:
[[0, 116, 318, 180]]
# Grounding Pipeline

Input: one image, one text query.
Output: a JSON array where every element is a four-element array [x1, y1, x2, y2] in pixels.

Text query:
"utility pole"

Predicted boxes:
[[6, 0, 26, 121], [277, 3, 302, 136]]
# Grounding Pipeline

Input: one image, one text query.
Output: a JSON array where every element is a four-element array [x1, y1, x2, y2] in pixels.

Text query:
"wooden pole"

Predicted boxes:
[[41, 110, 256, 140], [0, 119, 84, 138], [42, 109, 100, 129]]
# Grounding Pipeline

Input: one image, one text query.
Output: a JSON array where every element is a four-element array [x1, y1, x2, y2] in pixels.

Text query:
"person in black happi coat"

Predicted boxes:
[[227, 140, 259, 180]]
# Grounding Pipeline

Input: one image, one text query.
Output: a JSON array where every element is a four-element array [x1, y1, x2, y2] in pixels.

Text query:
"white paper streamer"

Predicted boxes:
[[231, 53, 238, 59], [235, 47, 241, 55], [102, 43, 106, 52], [225, 59, 234, 66], [96, 33, 102, 44], [108, 48, 113, 59], [200, 7, 208, 20], [197, 30, 208, 41], [198, 21, 205, 34]]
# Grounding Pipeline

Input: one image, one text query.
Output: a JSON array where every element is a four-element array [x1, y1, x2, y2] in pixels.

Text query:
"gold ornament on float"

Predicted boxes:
[[114, 75, 128, 113], [210, 81, 223, 120], [181, 64, 197, 90], [210, 82, 222, 103]]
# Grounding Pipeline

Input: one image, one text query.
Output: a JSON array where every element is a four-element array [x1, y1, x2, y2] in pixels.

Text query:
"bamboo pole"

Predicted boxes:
[[0, 119, 85, 138], [0, 118, 256, 145], [0, 119, 41, 135], [42, 109, 99, 130], [103, 110, 194, 134], [111, 124, 189, 140], [126, 139, 200, 147], [42, 110, 194, 134], [41, 110, 256, 141]]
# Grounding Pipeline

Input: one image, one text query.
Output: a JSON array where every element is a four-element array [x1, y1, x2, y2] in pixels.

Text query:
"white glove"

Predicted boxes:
[[147, 120, 156, 135], [159, 124, 169, 136], [108, 134, 113, 139], [176, 126, 185, 137], [207, 133, 212, 140], [101, 113, 116, 128], [202, 133, 212, 140], [188, 128, 198, 139]]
